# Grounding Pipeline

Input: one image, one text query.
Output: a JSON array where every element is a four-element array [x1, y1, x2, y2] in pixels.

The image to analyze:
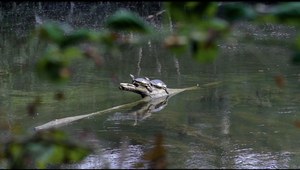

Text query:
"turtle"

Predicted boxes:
[[130, 74, 153, 92], [149, 79, 169, 94]]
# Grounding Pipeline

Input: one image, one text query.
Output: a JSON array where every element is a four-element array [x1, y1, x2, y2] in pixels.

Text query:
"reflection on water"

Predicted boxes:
[[66, 144, 145, 169], [1, 2, 300, 169], [107, 96, 169, 126], [233, 148, 291, 169]]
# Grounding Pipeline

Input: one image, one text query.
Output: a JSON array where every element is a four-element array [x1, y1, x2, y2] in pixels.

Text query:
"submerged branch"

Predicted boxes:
[[34, 82, 221, 131], [34, 98, 148, 131]]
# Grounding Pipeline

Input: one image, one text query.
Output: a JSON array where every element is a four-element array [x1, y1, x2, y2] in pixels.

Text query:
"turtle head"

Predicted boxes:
[[130, 74, 135, 80]]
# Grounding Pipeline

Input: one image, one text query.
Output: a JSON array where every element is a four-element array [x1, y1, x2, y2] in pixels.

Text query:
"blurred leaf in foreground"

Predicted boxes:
[[291, 36, 300, 65], [37, 23, 66, 45], [3, 129, 91, 169], [59, 29, 92, 49], [164, 35, 187, 54], [291, 50, 300, 65], [272, 2, 300, 24], [105, 10, 153, 33], [165, 2, 217, 24], [36, 46, 71, 83], [218, 2, 257, 23], [190, 30, 219, 63]]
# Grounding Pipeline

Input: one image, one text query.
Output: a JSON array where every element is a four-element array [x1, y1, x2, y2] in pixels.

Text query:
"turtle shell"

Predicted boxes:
[[134, 77, 150, 85], [150, 79, 167, 88], [130, 74, 151, 87]]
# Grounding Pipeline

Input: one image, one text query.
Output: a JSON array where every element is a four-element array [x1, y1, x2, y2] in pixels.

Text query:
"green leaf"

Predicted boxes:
[[272, 2, 300, 22], [164, 35, 188, 54], [4, 130, 92, 168], [190, 38, 219, 63], [38, 23, 65, 44], [67, 147, 90, 162], [206, 18, 230, 33], [62, 47, 83, 60], [60, 29, 92, 48], [166, 2, 217, 23], [296, 36, 300, 49], [105, 10, 153, 33], [218, 2, 256, 22], [292, 50, 300, 65], [36, 46, 70, 83]]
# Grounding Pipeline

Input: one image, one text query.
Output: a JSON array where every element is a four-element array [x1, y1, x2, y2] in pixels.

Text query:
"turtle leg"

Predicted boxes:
[[146, 85, 153, 92], [164, 88, 169, 94]]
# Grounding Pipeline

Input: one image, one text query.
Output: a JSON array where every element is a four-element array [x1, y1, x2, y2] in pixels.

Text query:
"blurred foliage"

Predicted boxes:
[[165, 2, 229, 62], [36, 45, 76, 83], [2, 129, 91, 169], [217, 2, 257, 22], [271, 2, 300, 23], [105, 9, 154, 34], [34, 2, 300, 83], [292, 35, 300, 64], [9, 1, 299, 169]]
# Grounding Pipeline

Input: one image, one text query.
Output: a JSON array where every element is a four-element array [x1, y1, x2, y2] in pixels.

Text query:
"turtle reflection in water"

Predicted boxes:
[[108, 95, 169, 126]]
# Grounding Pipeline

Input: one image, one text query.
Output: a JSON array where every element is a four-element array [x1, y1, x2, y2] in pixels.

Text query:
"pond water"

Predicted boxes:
[[1, 2, 300, 169]]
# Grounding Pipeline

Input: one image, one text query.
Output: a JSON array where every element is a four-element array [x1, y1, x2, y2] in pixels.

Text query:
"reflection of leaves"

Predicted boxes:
[[54, 91, 65, 101], [4, 129, 91, 169], [105, 10, 153, 33], [142, 133, 167, 169], [294, 120, 300, 128], [274, 74, 285, 89], [27, 96, 42, 117]]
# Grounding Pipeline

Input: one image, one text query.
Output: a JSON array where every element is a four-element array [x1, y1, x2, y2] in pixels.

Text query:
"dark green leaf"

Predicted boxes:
[[60, 29, 92, 48], [4, 130, 91, 169], [105, 10, 153, 33], [164, 35, 188, 54], [206, 18, 230, 33], [36, 46, 70, 83], [218, 2, 256, 22], [67, 147, 91, 162], [190, 38, 219, 63], [166, 2, 217, 23], [38, 23, 65, 44], [292, 50, 300, 65], [272, 2, 300, 22]]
